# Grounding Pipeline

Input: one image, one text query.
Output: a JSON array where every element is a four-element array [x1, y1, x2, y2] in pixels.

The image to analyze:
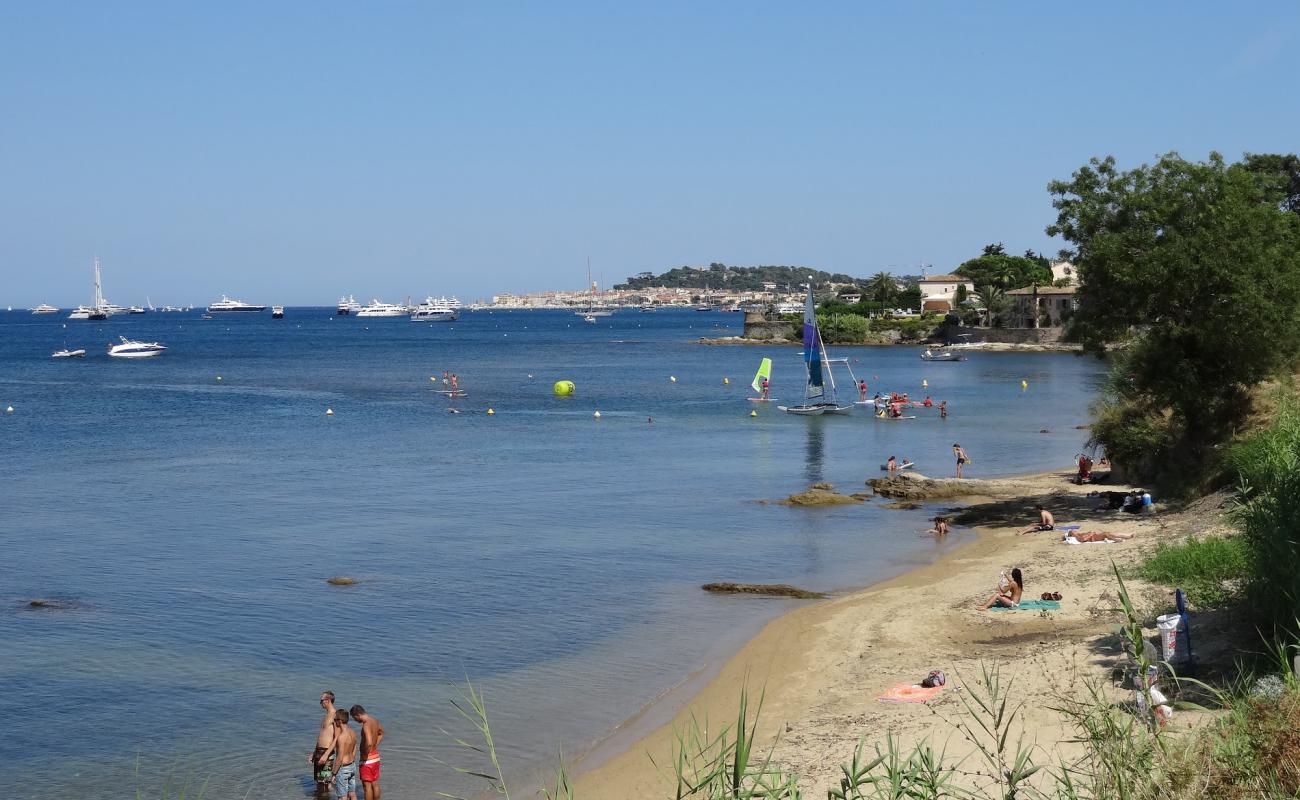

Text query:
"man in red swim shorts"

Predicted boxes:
[[350, 705, 385, 800]]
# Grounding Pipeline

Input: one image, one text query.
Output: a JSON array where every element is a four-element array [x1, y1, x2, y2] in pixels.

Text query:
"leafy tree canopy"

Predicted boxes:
[[1048, 151, 1300, 479], [954, 246, 1052, 291], [615, 263, 862, 291]]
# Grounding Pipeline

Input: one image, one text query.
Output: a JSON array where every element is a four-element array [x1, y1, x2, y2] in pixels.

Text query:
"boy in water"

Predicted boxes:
[[321, 710, 358, 800], [351, 705, 385, 800]]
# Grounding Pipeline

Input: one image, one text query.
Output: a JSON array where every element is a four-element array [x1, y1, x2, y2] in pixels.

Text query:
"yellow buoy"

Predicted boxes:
[[1021, 380, 1029, 390], [325, 408, 334, 416], [749, 410, 757, 417], [430, 376, 436, 382], [486, 408, 495, 416], [593, 410, 602, 419], [553, 380, 575, 397], [723, 377, 730, 385]]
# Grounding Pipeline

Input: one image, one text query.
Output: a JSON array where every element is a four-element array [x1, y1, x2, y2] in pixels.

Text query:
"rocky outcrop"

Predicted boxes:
[[779, 483, 864, 506], [702, 582, 827, 599], [326, 576, 359, 586], [867, 472, 1003, 500]]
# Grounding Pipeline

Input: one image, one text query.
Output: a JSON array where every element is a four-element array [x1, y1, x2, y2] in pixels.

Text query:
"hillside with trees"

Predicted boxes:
[[615, 263, 866, 291]]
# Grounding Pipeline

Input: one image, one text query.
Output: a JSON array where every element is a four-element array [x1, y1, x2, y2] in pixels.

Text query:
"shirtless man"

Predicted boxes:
[[309, 691, 338, 795], [1017, 505, 1055, 535], [351, 705, 385, 800], [321, 710, 358, 800]]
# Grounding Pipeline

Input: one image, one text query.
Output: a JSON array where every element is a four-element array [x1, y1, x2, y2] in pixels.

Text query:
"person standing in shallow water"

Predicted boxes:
[[310, 691, 338, 796], [953, 443, 969, 478], [322, 710, 358, 800], [351, 705, 385, 800]]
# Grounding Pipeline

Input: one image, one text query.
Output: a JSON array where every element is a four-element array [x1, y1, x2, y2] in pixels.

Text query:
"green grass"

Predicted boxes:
[[1137, 536, 1250, 609]]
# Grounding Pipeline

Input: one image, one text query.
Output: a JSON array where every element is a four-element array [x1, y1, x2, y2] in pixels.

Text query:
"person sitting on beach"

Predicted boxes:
[[886, 455, 898, 472], [929, 517, 950, 536], [980, 568, 1023, 609], [1017, 505, 1055, 535], [1064, 531, 1135, 543]]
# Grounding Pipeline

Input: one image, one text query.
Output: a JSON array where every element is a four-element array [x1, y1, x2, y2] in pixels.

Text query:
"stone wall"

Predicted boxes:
[[743, 311, 797, 340], [940, 324, 1065, 345]]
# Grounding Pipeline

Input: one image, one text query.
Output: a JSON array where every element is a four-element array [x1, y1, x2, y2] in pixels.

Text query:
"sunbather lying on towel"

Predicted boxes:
[[1063, 531, 1135, 544]]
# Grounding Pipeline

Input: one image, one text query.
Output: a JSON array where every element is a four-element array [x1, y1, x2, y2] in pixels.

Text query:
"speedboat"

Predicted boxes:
[[272, 305, 285, 318], [356, 299, 405, 317], [107, 336, 166, 358], [52, 348, 86, 358], [410, 296, 461, 322], [68, 306, 94, 319], [207, 295, 266, 312], [30, 304, 60, 314], [582, 314, 598, 324], [128, 306, 146, 314], [337, 295, 361, 315]]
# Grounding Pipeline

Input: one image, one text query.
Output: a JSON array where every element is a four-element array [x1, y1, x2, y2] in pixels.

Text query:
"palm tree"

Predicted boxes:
[[973, 284, 1007, 327], [867, 272, 897, 314]]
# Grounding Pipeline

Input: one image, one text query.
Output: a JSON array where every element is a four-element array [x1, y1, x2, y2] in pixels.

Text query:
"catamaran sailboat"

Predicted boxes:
[[778, 286, 854, 416]]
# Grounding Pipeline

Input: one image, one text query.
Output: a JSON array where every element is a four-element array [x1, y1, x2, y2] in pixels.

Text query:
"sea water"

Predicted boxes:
[[0, 309, 1105, 798]]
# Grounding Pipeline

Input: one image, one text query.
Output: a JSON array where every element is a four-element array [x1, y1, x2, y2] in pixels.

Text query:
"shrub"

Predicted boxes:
[[1137, 536, 1250, 609], [817, 313, 870, 344]]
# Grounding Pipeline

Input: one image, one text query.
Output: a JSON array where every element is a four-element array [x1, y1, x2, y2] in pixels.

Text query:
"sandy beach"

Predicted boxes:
[[574, 468, 1232, 798]]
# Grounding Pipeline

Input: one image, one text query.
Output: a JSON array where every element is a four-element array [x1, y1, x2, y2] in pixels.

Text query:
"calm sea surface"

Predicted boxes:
[[0, 308, 1104, 798]]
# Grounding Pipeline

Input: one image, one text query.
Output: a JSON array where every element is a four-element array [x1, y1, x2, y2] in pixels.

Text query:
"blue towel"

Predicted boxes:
[[1057, 525, 1081, 531], [990, 599, 1061, 611]]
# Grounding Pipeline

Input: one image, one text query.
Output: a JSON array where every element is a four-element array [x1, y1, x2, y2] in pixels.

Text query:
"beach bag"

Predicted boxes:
[[920, 670, 946, 688]]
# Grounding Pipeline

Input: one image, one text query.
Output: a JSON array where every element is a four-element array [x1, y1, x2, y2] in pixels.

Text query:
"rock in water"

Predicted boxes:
[[702, 582, 827, 599], [326, 576, 359, 586], [779, 486, 863, 506]]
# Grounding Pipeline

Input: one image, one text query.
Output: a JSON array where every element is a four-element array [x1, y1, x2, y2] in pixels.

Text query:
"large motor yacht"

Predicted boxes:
[[30, 304, 60, 314], [337, 295, 361, 315], [356, 299, 409, 317], [207, 295, 267, 312], [107, 336, 167, 358], [410, 296, 461, 322]]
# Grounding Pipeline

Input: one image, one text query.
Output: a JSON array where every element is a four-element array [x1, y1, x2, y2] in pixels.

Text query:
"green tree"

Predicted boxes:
[[972, 285, 1008, 327], [1242, 152, 1300, 214], [866, 272, 897, 310], [955, 252, 1051, 291], [1048, 152, 1300, 484]]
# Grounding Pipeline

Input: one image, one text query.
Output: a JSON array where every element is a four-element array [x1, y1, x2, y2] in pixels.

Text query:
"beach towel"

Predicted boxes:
[[990, 599, 1061, 611], [1057, 525, 1081, 531], [876, 683, 943, 703], [1063, 536, 1112, 545]]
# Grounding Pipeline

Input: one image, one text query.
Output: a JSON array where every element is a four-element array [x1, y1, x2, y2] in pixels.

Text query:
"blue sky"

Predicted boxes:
[[2, 2, 1297, 305]]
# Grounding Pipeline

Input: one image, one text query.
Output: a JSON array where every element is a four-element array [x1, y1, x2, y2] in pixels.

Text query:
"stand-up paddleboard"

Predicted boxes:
[[879, 462, 915, 470], [876, 414, 917, 420], [436, 389, 468, 398], [747, 397, 775, 403]]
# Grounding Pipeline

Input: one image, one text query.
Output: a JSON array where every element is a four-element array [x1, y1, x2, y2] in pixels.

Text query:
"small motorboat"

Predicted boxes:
[[272, 306, 285, 318], [107, 336, 166, 358], [52, 348, 86, 358], [920, 348, 966, 362]]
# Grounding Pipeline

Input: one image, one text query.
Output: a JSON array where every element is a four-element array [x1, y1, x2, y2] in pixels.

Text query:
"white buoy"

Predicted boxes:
[[487, 408, 495, 416], [922, 379, 928, 388], [593, 410, 602, 419], [325, 408, 334, 416], [5, 406, 13, 414], [670, 376, 677, 383], [216, 376, 222, 382]]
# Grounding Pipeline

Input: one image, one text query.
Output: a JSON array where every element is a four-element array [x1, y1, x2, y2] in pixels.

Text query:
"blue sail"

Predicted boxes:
[[803, 286, 824, 399]]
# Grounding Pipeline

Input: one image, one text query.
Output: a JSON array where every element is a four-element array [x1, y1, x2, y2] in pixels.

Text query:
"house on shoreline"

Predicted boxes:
[[917, 273, 975, 313], [1006, 285, 1078, 328]]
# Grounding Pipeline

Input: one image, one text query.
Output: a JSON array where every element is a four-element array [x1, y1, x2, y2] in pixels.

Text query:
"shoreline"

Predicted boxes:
[[697, 336, 1086, 352], [571, 468, 1201, 798]]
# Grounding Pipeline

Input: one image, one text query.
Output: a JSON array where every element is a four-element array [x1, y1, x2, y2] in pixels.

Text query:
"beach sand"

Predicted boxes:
[[573, 469, 1234, 798]]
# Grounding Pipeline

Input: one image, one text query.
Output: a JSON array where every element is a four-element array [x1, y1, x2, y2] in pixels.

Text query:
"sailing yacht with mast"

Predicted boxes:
[[575, 259, 613, 319], [778, 286, 853, 416], [69, 258, 110, 319]]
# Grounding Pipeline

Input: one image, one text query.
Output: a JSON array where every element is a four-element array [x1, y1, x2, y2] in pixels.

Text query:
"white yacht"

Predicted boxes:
[[337, 295, 361, 315], [128, 306, 146, 314], [70, 257, 111, 319], [410, 296, 461, 322], [30, 304, 60, 314], [271, 305, 285, 318], [107, 336, 166, 358], [52, 348, 86, 358], [356, 299, 409, 317], [207, 295, 266, 312]]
